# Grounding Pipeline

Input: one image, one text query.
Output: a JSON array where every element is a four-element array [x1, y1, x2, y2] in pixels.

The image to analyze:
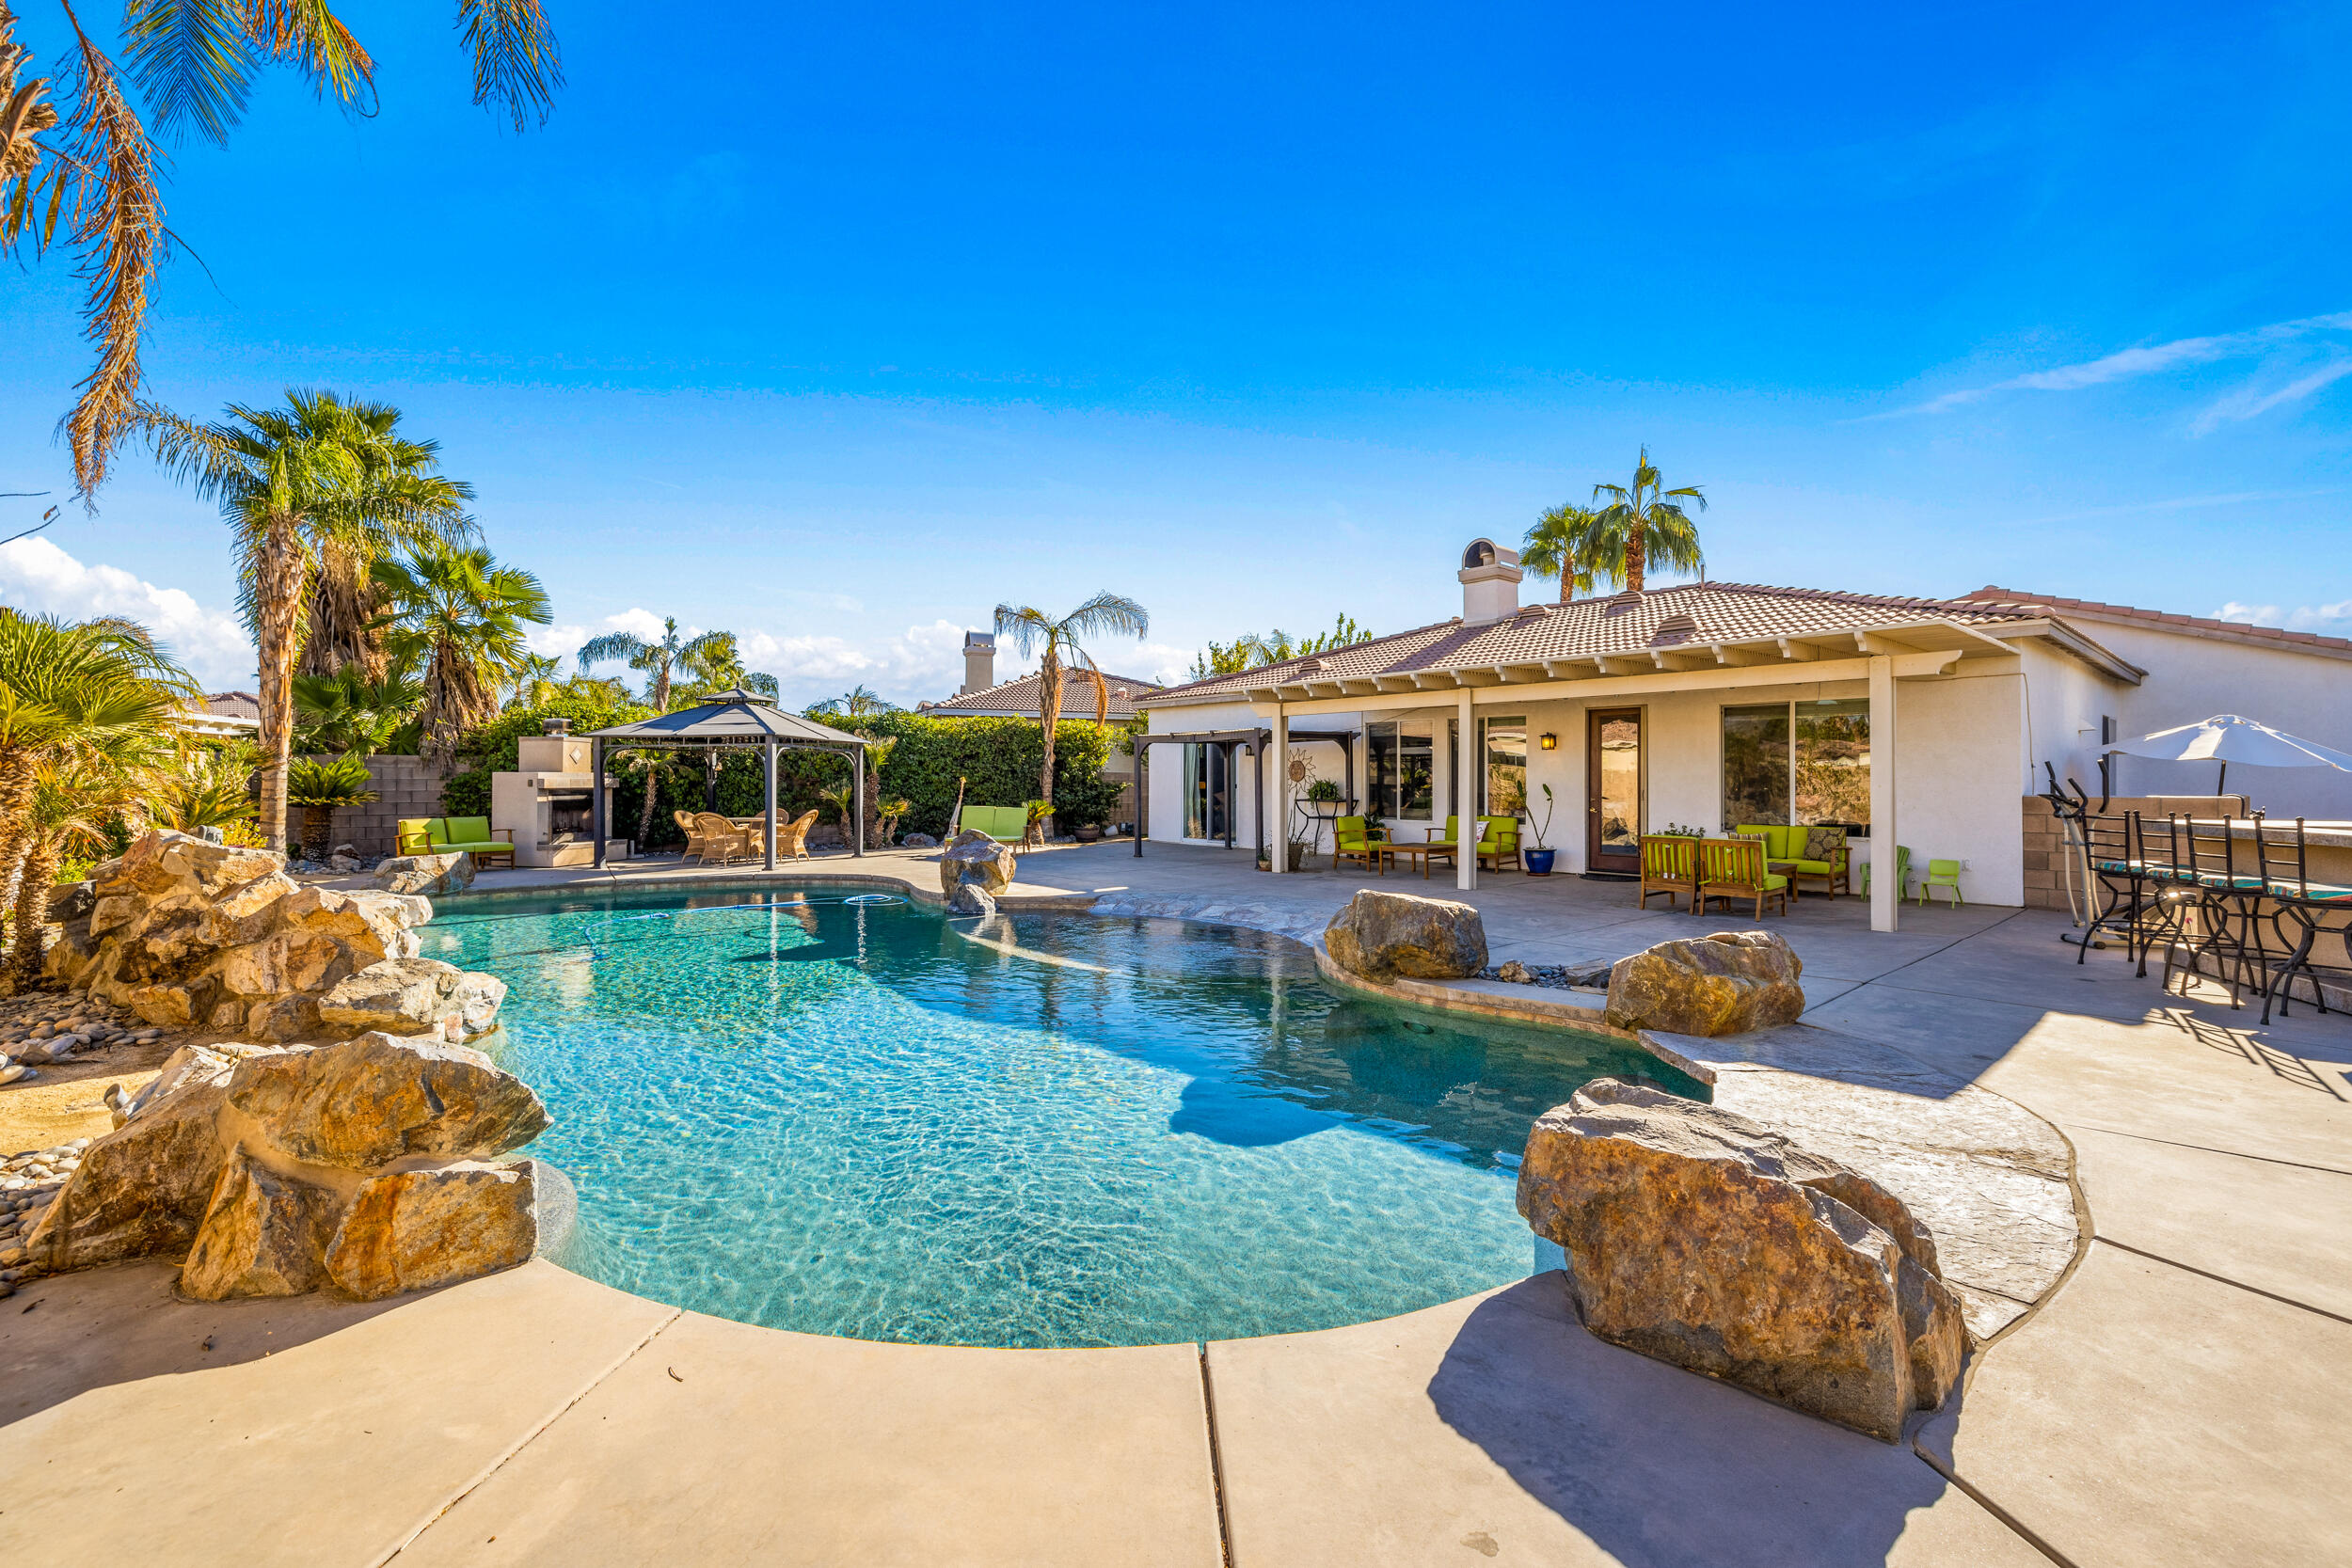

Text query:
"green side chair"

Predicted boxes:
[[1333, 816, 1387, 875], [1859, 845, 1912, 900], [1919, 859, 1964, 907]]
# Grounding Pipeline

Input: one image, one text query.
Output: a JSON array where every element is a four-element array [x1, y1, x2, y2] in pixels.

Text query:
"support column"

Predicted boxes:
[[1869, 654, 1898, 933], [1135, 741, 1147, 857], [706, 748, 721, 812], [1456, 690, 1477, 892], [762, 741, 776, 871], [852, 746, 866, 858], [1269, 706, 1289, 874], [592, 738, 608, 868]]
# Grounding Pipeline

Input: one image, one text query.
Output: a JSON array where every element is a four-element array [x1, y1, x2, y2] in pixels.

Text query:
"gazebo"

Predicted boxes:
[[582, 688, 867, 870]]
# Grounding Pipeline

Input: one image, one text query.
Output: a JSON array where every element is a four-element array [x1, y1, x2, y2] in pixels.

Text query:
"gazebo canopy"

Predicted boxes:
[[583, 689, 866, 753]]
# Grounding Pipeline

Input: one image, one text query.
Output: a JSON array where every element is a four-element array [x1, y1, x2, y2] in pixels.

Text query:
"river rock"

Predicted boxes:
[[1323, 888, 1488, 981], [373, 851, 474, 897], [324, 1160, 539, 1300], [225, 1030, 548, 1170], [1603, 929, 1805, 1036], [1516, 1078, 1964, 1441], [178, 1150, 337, 1300], [939, 830, 1017, 899]]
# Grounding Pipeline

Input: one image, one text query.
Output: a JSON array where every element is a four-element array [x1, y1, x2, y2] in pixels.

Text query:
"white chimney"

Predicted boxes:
[[1457, 538, 1523, 624], [961, 631, 996, 694]]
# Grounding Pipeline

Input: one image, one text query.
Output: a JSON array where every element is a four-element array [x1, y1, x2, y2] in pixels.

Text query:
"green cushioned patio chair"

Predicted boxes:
[[1699, 836, 1788, 919], [1474, 816, 1520, 872], [1334, 816, 1387, 875], [956, 804, 1030, 844], [1638, 834, 1695, 911], [1733, 823, 1851, 897]]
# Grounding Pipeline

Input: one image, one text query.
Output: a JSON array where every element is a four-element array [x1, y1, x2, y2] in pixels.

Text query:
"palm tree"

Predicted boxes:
[[292, 661, 425, 755], [505, 653, 565, 709], [139, 390, 472, 849], [299, 540, 389, 679], [993, 593, 1149, 846], [2, 0, 561, 500], [578, 617, 725, 715], [673, 631, 780, 704], [1587, 447, 1707, 594], [370, 543, 552, 765], [0, 609, 189, 891], [146, 737, 259, 836], [12, 750, 151, 981], [807, 684, 896, 718], [1520, 504, 1607, 603]]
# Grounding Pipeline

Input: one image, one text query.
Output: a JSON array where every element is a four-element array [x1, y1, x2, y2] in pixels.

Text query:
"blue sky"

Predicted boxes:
[[4, 0, 2349, 697]]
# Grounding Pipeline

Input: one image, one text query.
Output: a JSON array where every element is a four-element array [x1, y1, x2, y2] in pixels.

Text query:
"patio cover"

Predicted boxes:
[[1133, 727, 1359, 858], [582, 689, 866, 869]]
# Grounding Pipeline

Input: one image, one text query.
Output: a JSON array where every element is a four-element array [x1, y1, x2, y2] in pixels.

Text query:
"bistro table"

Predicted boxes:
[[1382, 834, 1459, 879]]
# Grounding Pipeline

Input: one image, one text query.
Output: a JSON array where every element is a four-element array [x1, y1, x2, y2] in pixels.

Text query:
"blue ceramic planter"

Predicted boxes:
[[1523, 847, 1557, 876]]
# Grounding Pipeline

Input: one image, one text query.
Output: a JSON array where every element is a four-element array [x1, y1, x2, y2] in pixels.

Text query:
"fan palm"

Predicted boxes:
[[0, 608, 188, 891], [298, 539, 388, 679], [1520, 503, 1607, 603], [806, 684, 896, 718], [370, 543, 551, 765], [12, 748, 154, 980], [1587, 447, 1707, 594], [993, 593, 1149, 846], [578, 616, 731, 846], [505, 653, 564, 710], [138, 390, 472, 849], [2, 0, 562, 500], [292, 661, 424, 755], [673, 631, 779, 704]]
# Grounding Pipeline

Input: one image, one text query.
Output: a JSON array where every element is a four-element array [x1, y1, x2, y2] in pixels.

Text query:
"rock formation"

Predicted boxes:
[[44, 831, 502, 1043], [1323, 889, 1488, 981], [948, 880, 997, 917], [939, 830, 1017, 900], [1603, 929, 1805, 1036], [25, 1031, 560, 1302], [373, 851, 476, 896], [1517, 1078, 1964, 1442]]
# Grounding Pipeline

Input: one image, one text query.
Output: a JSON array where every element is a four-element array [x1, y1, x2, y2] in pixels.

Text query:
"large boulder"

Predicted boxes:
[[316, 958, 507, 1041], [373, 851, 474, 897], [225, 1030, 549, 1169], [325, 1160, 540, 1300], [939, 830, 1017, 899], [948, 880, 997, 917], [1322, 888, 1487, 981], [1517, 1078, 1964, 1442], [179, 1149, 338, 1300], [1603, 929, 1805, 1036]]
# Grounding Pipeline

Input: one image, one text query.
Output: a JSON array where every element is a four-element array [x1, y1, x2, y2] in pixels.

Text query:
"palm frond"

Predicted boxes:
[[240, 0, 374, 108], [56, 2, 165, 501], [121, 0, 259, 146], [456, 0, 563, 131]]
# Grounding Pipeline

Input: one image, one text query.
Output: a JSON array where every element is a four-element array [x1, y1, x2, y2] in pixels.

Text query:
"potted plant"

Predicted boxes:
[[286, 752, 381, 863], [1523, 784, 1559, 876]]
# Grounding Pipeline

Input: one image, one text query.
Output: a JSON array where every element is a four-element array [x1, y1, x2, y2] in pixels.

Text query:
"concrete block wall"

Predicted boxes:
[[312, 754, 451, 858]]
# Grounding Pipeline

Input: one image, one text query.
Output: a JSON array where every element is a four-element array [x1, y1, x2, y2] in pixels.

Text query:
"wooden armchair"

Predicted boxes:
[[1698, 836, 1789, 920], [1333, 815, 1388, 875], [1475, 816, 1521, 872], [1638, 834, 1696, 911], [690, 812, 754, 865]]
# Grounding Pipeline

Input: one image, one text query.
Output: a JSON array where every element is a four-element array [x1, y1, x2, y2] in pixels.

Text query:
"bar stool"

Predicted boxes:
[[2158, 815, 2266, 1008], [2254, 816, 2352, 1024], [2075, 810, 2165, 974]]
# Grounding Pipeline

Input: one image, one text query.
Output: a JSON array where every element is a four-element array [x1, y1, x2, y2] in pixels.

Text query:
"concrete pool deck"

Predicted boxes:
[[4, 843, 2347, 1565]]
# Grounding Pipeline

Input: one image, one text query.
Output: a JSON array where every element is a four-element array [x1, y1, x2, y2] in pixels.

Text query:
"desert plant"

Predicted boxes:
[[286, 751, 378, 861], [1527, 784, 1557, 850], [370, 542, 551, 765], [146, 739, 259, 832], [994, 592, 1149, 845], [293, 662, 424, 756]]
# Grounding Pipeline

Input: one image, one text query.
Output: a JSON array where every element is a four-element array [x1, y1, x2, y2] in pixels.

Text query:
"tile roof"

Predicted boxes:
[[920, 669, 1166, 721], [1151, 582, 2050, 705], [202, 690, 262, 720], [1959, 586, 2352, 659]]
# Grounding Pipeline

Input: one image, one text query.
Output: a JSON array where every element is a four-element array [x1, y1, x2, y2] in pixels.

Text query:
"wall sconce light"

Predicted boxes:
[[1538, 733, 1558, 751]]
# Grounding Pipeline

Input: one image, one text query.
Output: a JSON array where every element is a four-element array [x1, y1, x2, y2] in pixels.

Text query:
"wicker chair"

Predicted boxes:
[[1637, 834, 1695, 911], [776, 809, 818, 860], [690, 811, 754, 865], [1697, 836, 1788, 920], [674, 810, 710, 863]]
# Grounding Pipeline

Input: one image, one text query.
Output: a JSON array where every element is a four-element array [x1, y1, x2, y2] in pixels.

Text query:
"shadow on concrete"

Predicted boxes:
[[0, 1259, 414, 1428], [1426, 1276, 1961, 1568]]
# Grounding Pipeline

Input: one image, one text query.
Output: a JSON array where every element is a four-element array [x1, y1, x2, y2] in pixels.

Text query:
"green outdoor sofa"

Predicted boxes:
[[955, 804, 1033, 844], [1731, 823, 1851, 897], [397, 816, 516, 868]]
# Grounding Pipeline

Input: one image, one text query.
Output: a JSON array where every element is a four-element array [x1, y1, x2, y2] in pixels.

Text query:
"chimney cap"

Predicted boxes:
[[963, 630, 994, 651], [542, 716, 572, 736]]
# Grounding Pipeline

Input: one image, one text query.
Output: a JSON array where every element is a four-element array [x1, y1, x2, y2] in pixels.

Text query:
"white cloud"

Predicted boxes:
[[2215, 599, 2352, 635], [738, 619, 972, 705], [0, 537, 255, 689], [2189, 358, 2352, 436], [1884, 309, 2352, 418]]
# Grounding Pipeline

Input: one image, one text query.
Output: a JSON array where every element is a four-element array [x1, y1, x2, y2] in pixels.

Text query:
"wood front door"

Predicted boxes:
[[1586, 708, 1642, 876]]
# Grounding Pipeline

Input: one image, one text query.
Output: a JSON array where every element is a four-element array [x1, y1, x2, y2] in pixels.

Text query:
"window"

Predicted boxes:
[[1365, 721, 1437, 819], [1721, 700, 1869, 831], [1482, 716, 1527, 816]]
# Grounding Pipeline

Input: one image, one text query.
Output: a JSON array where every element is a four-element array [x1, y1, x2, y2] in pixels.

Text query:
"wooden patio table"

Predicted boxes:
[[1384, 837, 1459, 879]]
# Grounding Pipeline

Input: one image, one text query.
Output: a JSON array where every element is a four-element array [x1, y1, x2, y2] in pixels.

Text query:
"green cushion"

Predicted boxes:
[[1735, 825, 1804, 860], [398, 817, 432, 839], [1788, 859, 1833, 875], [1761, 872, 1789, 891], [446, 816, 491, 844], [441, 842, 503, 855]]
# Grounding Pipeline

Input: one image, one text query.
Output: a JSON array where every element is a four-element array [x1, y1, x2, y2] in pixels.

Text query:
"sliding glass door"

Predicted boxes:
[[1183, 742, 1232, 841]]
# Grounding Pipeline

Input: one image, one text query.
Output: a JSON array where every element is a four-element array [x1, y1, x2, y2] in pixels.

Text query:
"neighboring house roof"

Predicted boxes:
[[919, 669, 1167, 721], [204, 690, 262, 720], [1959, 586, 2352, 664], [1149, 580, 2113, 705]]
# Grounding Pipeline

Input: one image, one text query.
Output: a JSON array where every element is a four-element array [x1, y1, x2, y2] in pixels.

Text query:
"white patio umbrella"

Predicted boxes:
[[2105, 713, 2352, 796]]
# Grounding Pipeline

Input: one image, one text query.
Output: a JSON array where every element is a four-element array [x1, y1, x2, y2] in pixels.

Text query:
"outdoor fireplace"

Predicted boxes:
[[491, 720, 631, 867]]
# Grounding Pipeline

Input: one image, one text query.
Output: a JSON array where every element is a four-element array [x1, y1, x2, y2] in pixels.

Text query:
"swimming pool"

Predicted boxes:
[[427, 886, 1703, 1348]]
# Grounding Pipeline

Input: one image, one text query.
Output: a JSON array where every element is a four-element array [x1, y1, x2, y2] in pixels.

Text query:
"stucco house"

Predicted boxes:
[[1136, 539, 2352, 930]]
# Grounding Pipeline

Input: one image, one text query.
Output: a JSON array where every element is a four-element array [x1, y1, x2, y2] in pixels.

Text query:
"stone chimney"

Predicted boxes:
[[1458, 539, 1524, 624], [961, 631, 996, 695]]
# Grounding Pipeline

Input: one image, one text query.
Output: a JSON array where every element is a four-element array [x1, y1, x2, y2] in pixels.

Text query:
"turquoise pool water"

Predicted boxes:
[[427, 887, 1702, 1348]]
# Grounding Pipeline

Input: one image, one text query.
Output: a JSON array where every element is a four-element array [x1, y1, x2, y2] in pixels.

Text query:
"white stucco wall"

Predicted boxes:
[[1894, 668, 2027, 906]]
